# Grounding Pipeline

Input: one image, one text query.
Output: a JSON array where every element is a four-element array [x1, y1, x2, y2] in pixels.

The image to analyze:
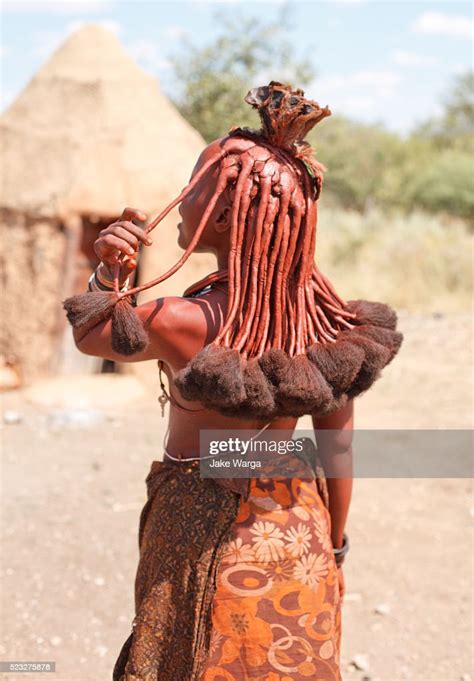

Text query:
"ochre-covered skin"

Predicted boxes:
[[63, 81, 403, 421]]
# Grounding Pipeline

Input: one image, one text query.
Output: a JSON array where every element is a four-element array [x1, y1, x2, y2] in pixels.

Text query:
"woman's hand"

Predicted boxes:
[[94, 207, 152, 282], [337, 565, 345, 602]]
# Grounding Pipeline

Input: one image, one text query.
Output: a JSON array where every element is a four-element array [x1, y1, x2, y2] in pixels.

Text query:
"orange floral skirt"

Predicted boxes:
[[113, 447, 342, 681]]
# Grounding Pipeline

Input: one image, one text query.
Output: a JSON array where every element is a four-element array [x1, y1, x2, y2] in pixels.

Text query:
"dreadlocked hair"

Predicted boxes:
[[63, 80, 403, 419]]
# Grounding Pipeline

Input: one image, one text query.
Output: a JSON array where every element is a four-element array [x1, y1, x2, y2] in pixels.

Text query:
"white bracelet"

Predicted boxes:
[[97, 263, 131, 290], [87, 270, 130, 292]]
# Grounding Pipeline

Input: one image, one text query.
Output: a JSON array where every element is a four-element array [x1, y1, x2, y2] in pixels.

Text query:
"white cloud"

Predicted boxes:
[[309, 69, 402, 119], [189, 0, 238, 3], [309, 68, 452, 134], [412, 11, 473, 40], [34, 20, 121, 57], [164, 25, 190, 41], [391, 50, 438, 67], [126, 40, 171, 73], [451, 61, 470, 75], [315, 69, 401, 96], [190, 0, 285, 3], [3, 0, 115, 13]]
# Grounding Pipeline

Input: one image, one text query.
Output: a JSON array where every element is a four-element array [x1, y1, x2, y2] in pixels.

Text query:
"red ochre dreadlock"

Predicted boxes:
[[63, 81, 403, 419]]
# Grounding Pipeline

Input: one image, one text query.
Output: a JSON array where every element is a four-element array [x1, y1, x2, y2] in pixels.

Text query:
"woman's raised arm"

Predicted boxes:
[[70, 206, 194, 363]]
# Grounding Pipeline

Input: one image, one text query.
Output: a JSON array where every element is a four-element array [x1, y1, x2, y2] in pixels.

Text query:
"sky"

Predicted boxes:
[[1, 0, 473, 136]]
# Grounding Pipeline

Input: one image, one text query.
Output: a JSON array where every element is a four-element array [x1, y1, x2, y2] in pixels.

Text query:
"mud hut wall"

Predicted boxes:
[[0, 212, 67, 384]]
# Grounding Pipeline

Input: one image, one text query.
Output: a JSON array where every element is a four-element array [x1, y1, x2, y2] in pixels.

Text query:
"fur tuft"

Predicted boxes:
[[340, 331, 391, 398], [345, 299, 397, 330], [172, 365, 202, 402], [315, 391, 349, 417], [307, 339, 365, 394], [277, 354, 334, 416], [258, 349, 291, 385], [175, 345, 247, 410], [350, 324, 403, 364], [237, 358, 276, 418], [111, 299, 149, 356], [62, 291, 118, 329]]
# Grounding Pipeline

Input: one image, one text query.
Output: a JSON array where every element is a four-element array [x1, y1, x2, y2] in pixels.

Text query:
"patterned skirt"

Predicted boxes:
[[113, 442, 342, 681]]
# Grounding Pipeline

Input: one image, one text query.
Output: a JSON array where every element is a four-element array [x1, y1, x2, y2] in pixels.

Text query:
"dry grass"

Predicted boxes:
[[316, 206, 473, 313]]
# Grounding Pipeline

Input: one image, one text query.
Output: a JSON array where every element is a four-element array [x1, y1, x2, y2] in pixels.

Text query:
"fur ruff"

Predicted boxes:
[[174, 299, 403, 418]]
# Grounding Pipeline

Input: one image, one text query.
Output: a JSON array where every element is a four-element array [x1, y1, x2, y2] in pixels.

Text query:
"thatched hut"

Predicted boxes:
[[0, 25, 214, 388]]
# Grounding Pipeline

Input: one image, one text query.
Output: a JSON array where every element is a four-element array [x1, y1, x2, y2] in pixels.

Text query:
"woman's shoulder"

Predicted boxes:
[[143, 290, 223, 323], [140, 292, 223, 357]]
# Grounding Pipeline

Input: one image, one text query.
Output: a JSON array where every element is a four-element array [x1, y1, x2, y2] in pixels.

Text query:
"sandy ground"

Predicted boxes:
[[0, 311, 473, 681]]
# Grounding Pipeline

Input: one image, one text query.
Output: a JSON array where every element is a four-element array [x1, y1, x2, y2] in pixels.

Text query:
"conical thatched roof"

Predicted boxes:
[[0, 24, 205, 218]]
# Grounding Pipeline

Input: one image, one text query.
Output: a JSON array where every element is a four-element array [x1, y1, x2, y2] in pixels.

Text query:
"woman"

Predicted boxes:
[[64, 82, 403, 680]]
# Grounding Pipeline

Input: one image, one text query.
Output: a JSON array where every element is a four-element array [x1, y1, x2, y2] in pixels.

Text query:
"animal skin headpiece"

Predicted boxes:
[[63, 81, 403, 419]]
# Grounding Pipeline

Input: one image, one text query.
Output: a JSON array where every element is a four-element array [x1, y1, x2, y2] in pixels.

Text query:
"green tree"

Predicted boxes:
[[409, 71, 474, 220], [403, 148, 474, 220], [308, 115, 409, 212], [414, 70, 474, 151], [169, 6, 314, 142]]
